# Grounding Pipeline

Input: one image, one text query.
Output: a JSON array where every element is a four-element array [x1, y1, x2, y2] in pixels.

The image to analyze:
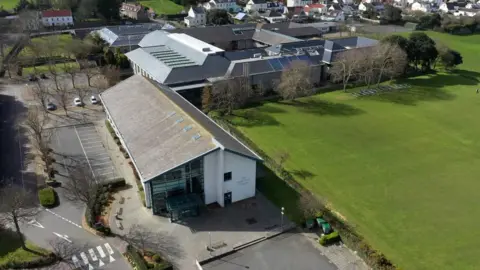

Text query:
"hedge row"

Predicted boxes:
[[38, 187, 56, 208], [0, 253, 58, 269], [212, 115, 397, 270]]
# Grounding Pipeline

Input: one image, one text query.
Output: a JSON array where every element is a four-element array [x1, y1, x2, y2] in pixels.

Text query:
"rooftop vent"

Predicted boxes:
[[253, 53, 262, 58], [183, 125, 192, 132], [192, 133, 201, 141], [202, 47, 211, 52], [175, 117, 184, 124]]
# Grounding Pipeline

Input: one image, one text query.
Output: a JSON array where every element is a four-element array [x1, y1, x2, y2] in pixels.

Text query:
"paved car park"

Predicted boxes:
[[203, 232, 338, 270], [52, 123, 117, 183]]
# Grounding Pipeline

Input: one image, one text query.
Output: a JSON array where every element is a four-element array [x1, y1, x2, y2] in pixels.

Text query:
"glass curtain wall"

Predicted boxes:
[[150, 157, 204, 215]]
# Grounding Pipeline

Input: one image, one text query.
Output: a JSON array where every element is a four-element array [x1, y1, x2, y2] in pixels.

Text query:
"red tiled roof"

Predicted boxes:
[[305, 3, 325, 8], [41, 10, 72, 18]]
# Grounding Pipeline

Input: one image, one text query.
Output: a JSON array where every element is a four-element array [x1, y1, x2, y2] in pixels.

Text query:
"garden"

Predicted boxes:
[[139, 0, 184, 15], [224, 32, 480, 270]]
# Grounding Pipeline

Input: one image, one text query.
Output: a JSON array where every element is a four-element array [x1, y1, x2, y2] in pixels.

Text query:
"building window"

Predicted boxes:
[[224, 172, 232, 181]]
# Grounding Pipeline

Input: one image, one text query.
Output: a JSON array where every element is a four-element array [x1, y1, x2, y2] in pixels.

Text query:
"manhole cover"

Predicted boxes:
[[246, 218, 257, 225]]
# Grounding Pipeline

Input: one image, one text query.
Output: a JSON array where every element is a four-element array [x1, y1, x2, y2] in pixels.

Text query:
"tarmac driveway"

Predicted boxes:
[[203, 231, 338, 270]]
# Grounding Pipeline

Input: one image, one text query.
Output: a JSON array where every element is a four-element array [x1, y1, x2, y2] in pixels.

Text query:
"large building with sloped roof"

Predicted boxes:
[[100, 75, 262, 219]]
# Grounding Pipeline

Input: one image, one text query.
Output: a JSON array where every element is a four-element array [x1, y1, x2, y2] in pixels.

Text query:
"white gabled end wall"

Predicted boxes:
[[203, 149, 257, 206]]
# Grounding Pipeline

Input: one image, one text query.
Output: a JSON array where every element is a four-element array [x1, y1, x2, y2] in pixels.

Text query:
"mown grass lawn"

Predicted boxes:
[[228, 32, 480, 270], [0, 0, 19, 11], [20, 34, 73, 58], [23, 62, 80, 75], [139, 0, 184, 15], [0, 230, 50, 268]]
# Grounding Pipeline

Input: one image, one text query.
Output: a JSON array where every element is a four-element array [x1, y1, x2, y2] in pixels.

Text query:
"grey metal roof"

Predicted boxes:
[[260, 22, 323, 38], [192, 6, 205, 14], [330, 36, 378, 49], [96, 23, 164, 47], [152, 80, 262, 161], [100, 75, 218, 181], [224, 48, 267, 61], [167, 24, 258, 44], [253, 29, 301, 45]]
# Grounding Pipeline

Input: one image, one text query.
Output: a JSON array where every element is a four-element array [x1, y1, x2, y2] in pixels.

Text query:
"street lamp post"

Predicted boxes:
[[281, 207, 285, 231]]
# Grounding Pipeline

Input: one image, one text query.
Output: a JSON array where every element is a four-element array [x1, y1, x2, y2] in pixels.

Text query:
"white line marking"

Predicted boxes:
[[80, 252, 89, 264], [89, 249, 98, 261], [74, 126, 97, 183], [98, 171, 114, 176], [88, 263, 94, 270], [53, 232, 72, 243], [28, 219, 44, 229], [98, 259, 105, 267], [81, 140, 102, 144], [104, 243, 114, 255], [90, 157, 110, 161], [96, 246, 106, 258], [72, 255, 82, 268], [44, 209, 82, 228], [109, 255, 115, 263], [91, 162, 112, 166], [83, 145, 103, 149]]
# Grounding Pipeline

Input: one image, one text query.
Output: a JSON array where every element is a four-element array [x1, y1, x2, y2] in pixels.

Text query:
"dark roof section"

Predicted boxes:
[[266, 39, 342, 55], [167, 24, 257, 43], [192, 6, 205, 14], [224, 48, 267, 61], [252, 29, 301, 45], [330, 36, 378, 48], [153, 80, 262, 161], [261, 22, 322, 38], [251, 0, 267, 3]]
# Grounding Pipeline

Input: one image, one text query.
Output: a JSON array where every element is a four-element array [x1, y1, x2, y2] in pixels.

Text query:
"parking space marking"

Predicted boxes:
[[91, 162, 111, 166], [81, 140, 103, 144], [74, 126, 97, 182]]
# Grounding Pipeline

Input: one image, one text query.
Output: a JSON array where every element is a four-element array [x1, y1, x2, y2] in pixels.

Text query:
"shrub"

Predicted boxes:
[[319, 231, 340, 246], [38, 187, 56, 207], [105, 120, 115, 135], [108, 178, 126, 189], [5, 253, 58, 269], [152, 254, 161, 263], [123, 151, 129, 159]]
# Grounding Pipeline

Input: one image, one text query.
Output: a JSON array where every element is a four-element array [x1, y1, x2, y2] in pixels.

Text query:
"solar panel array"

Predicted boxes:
[[266, 55, 312, 71], [149, 46, 197, 68]]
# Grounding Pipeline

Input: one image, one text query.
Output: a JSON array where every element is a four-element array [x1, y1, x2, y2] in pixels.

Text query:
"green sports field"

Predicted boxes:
[[139, 0, 184, 15], [0, 0, 18, 11], [228, 32, 480, 270]]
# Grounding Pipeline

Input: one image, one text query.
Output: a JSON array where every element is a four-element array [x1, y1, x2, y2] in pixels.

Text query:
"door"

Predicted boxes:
[[224, 192, 232, 206]]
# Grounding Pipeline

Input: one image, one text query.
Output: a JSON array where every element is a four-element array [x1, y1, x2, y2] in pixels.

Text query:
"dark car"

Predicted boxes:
[[46, 102, 56, 111], [40, 73, 48, 79], [28, 74, 37, 81]]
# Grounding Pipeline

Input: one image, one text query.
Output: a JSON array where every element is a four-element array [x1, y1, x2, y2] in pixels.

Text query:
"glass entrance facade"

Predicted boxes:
[[150, 157, 204, 215]]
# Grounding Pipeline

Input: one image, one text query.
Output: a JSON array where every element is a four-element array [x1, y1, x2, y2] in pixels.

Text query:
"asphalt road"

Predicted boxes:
[[203, 232, 338, 270], [0, 81, 34, 190]]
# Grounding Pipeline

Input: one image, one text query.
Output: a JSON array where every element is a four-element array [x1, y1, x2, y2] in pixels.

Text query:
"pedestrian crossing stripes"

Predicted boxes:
[[72, 243, 116, 269]]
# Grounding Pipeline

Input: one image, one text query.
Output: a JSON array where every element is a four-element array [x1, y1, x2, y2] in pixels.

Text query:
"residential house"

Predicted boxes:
[[439, 2, 467, 13], [261, 10, 288, 22], [267, 1, 288, 12], [304, 3, 328, 16], [328, 3, 355, 14], [359, 2, 384, 11], [321, 10, 345, 21], [100, 75, 262, 219], [454, 7, 480, 16], [120, 2, 149, 21], [245, 0, 269, 12], [203, 0, 240, 12], [289, 6, 308, 19], [41, 9, 73, 27], [411, 1, 432, 12], [184, 6, 206, 27], [287, 0, 313, 7]]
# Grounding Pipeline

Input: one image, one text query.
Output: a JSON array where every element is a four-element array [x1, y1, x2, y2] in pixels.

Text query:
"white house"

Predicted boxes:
[[454, 7, 480, 16], [101, 75, 261, 220], [439, 2, 466, 13], [41, 9, 73, 27], [411, 1, 432, 12], [359, 2, 384, 11], [287, 0, 313, 7], [328, 3, 355, 14], [321, 10, 345, 21], [184, 6, 206, 27], [261, 10, 287, 22], [245, 0, 268, 12], [203, 0, 239, 12], [267, 1, 287, 12], [304, 3, 328, 16]]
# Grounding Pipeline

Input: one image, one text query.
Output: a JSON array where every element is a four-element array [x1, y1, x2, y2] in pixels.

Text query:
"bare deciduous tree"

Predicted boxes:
[[0, 182, 40, 250], [372, 44, 407, 86], [123, 223, 185, 265], [30, 81, 50, 111], [79, 60, 100, 87], [24, 107, 53, 175], [62, 163, 100, 205], [48, 239, 87, 268], [53, 81, 70, 116], [63, 62, 79, 89], [274, 150, 290, 167], [297, 194, 324, 220], [329, 49, 364, 92], [210, 76, 252, 115], [101, 65, 121, 88], [48, 61, 61, 91], [275, 61, 314, 100]]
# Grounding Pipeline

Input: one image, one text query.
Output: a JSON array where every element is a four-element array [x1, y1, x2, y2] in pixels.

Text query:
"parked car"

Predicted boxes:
[[90, 95, 99, 104], [46, 102, 56, 111], [40, 73, 48, 79], [28, 74, 37, 81], [73, 97, 83, 106]]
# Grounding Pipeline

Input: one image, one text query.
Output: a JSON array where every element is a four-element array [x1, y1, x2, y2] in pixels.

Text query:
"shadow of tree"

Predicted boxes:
[[291, 169, 316, 180], [282, 99, 365, 116], [226, 109, 281, 127], [358, 71, 479, 106], [0, 229, 23, 256]]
